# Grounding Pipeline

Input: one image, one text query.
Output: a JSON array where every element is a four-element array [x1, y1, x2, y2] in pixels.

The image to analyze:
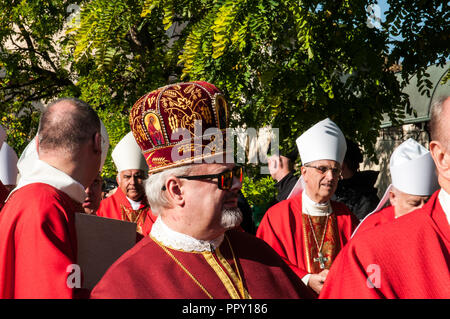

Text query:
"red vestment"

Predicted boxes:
[[0, 181, 8, 210], [256, 192, 357, 280], [352, 205, 395, 235], [90, 229, 314, 299], [96, 187, 156, 238], [319, 190, 450, 299], [0, 183, 82, 298]]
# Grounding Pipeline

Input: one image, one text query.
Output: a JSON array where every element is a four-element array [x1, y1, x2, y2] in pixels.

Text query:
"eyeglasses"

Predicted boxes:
[[304, 164, 341, 176], [162, 166, 243, 191]]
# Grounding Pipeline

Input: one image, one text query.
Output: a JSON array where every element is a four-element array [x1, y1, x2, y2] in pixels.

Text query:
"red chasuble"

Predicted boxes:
[[353, 205, 395, 235], [0, 183, 82, 298], [320, 190, 450, 299], [0, 181, 8, 210], [90, 229, 314, 299], [256, 192, 357, 280], [96, 187, 156, 238]]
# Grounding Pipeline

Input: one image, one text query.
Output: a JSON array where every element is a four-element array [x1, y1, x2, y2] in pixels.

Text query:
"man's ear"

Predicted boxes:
[[93, 131, 102, 154], [300, 165, 307, 176], [388, 190, 397, 207], [165, 177, 185, 207], [430, 141, 450, 179]]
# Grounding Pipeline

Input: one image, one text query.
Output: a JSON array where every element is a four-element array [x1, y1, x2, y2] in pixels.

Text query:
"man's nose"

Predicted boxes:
[[324, 169, 336, 179], [230, 175, 242, 192]]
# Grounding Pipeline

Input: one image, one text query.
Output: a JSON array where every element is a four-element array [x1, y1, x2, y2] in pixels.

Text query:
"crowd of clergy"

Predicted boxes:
[[0, 82, 448, 299]]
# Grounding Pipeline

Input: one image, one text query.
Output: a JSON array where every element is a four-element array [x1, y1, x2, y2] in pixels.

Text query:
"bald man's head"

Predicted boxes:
[[38, 98, 100, 155]]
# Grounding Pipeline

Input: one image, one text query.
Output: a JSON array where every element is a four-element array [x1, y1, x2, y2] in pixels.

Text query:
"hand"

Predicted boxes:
[[267, 155, 281, 180], [307, 269, 329, 294]]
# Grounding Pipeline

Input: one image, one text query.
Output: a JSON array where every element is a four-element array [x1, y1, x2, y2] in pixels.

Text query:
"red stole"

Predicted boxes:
[[96, 188, 156, 237], [256, 191, 357, 279], [302, 214, 341, 273]]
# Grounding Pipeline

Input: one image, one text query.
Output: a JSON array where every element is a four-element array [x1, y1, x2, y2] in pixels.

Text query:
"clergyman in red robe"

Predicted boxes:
[[257, 118, 358, 297], [351, 138, 439, 237], [96, 132, 155, 238], [320, 96, 450, 299], [91, 81, 313, 299], [0, 98, 104, 298]]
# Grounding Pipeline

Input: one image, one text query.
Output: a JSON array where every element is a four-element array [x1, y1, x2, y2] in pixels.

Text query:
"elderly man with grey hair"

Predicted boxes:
[[90, 81, 313, 299], [320, 95, 450, 299]]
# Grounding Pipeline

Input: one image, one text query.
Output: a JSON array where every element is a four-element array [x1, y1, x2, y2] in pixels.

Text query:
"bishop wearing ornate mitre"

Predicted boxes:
[[256, 118, 358, 297], [90, 81, 313, 299], [96, 132, 156, 239]]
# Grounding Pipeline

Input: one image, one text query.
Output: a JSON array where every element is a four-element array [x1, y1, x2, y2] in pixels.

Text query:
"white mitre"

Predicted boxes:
[[112, 131, 148, 172], [288, 118, 346, 200], [296, 118, 347, 165], [352, 138, 439, 236], [0, 142, 18, 185], [390, 138, 439, 196]]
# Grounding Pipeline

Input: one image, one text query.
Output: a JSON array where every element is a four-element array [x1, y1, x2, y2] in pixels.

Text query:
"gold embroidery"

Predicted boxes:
[[120, 205, 147, 235], [218, 235, 251, 299], [151, 234, 250, 299], [302, 213, 340, 273], [203, 251, 240, 299], [152, 236, 213, 299], [151, 157, 170, 165], [202, 235, 250, 299]]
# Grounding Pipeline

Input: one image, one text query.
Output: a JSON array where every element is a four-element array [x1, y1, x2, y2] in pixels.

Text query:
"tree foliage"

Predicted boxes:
[[0, 0, 82, 153], [0, 0, 448, 178]]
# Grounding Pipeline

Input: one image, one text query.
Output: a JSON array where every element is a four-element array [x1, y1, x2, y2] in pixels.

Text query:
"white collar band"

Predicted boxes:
[[150, 216, 224, 252], [302, 190, 332, 216], [8, 159, 86, 203]]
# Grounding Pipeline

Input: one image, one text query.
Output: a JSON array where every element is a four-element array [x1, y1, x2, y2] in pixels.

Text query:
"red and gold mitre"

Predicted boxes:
[[129, 81, 230, 173]]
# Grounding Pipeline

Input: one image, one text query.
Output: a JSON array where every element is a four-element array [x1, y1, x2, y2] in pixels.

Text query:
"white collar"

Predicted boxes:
[[302, 190, 332, 216], [9, 159, 86, 203], [437, 189, 450, 224], [150, 216, 224, 252], [127, 197, 142, 210]]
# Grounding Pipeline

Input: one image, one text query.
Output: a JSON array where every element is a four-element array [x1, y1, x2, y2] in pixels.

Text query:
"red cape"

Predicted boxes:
[[90, 229, 314, 299], [353, 205, 395, 235], [256, 192, 357, 279], [96, 187, 156, 238], [0, 183, 82, 298], [320, 190, 450, 299]]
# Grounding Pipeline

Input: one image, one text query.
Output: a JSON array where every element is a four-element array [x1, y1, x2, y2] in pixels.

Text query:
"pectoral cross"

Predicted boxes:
[[314, 252, 328, 269]]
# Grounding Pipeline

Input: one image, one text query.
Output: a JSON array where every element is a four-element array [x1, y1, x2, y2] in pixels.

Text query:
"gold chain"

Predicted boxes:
[[152, 234, 247, 299], [153, 237, 214, 299], [224, 234, 247, 299], [307, 214, 329, 253]]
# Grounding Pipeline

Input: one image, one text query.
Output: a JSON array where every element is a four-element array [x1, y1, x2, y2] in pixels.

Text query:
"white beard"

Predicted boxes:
[[220, 207, 243, 230]]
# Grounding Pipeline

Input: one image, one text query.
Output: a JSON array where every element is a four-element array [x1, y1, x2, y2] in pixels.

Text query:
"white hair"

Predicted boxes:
[[220, 208, 243, 229], [144, 165, 193, 214]]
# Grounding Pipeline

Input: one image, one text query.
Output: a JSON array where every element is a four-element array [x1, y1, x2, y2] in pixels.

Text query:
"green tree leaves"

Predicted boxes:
[[1, 0, 448, 179]]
